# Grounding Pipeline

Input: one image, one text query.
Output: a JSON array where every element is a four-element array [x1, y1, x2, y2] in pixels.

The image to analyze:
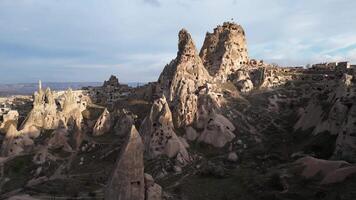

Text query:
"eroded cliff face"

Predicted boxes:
[[21, 88, 83, 133], [140, 96, 190, 166], [158, 29, 211, 128], [2, 21, 356, 200], [295, 73, 356, 162], [200, 22, 249, 82]]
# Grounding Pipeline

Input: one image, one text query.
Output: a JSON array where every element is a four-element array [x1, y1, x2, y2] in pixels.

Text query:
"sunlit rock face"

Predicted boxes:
[[140, 96, 190, 166], [92, 108, 112, 137], [200, 22, 249, 82], [1, 124, 30, 156], [105, 126, 145, 200], [21, 88, 84, 134], [195, 85, 236, 148], [158, 29, 211, 128]]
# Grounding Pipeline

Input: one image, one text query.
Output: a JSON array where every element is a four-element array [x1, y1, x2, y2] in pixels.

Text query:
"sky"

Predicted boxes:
[[0, 0, 356, 83]]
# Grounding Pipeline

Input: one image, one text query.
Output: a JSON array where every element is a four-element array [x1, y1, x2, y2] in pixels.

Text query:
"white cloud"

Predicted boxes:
[[1, 0, 356, 82]]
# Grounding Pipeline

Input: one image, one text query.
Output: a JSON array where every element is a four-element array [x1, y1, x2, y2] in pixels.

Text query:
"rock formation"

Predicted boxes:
[[232, 69, 254, 92], [158, 29, 211, 128], [194, 85, 236, 147], [105, 125, 145, 200], [113, 109, 136, 136], [294, 73, 356, 162], [200, 22, 249, 81], [48, 121, 73, 152], [92, 108, 112, 136], [0, 110, 19, 133], [1, 124, 33, 156], [103, 75, 120, 88], [21, 87, 58, 131], [295, 156, 356, 185], [140, 96, 190, 166], [144, 173, 162, 200], [21, 87, 83, 134]]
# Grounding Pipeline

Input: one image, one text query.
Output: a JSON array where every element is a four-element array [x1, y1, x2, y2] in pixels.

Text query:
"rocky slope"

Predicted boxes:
[[1, 22, 356, 200]]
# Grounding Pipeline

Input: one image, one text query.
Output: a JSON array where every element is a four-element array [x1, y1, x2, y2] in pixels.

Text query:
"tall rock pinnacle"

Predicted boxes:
[[200, 22, 249, 81], [158, 29, 211, 128], [105, 125, 145, 200]]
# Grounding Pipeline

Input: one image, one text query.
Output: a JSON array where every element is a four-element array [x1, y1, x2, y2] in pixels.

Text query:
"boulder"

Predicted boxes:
[[227, 152, 238, 162], [197, 113, 235, 148]]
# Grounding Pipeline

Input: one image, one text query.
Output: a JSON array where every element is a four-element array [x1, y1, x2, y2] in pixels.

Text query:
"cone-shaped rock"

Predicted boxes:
[[105, 125, 145, 200], [140, 96, 190, 165]]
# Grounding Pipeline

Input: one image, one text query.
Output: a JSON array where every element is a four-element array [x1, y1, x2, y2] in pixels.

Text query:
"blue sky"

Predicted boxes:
[[1, 0, 356, 83]]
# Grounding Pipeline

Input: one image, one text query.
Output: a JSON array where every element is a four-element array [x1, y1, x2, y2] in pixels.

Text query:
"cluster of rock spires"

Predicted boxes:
[[1, 21, 356, 199], [157, 23, 242, 149], [1, 83, 85, 157]]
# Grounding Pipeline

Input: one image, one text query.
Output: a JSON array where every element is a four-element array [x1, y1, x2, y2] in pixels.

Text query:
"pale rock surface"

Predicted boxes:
[[145, 173, 162, 200], [21, 88, 84, 135], [0, 110, 19, 133], [233, 70, 254, 92], [195, 88, 235, 148], [1, 124, 26, 156], [92, 108, 112, 136], [140, 96, 190, 166], [105, 126, 145, 200], [184, 126, 199, 141], [198, 113, 236, 148], [158, 29, 211, 128], [200, 22, 249, 82]]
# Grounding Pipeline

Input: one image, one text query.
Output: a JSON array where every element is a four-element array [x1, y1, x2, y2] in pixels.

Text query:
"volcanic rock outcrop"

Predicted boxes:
[[195, 86, 236, 147], [113, 109, 136, 136], [200, 22, 249, 81], [140, 96, 190, 166], [233, 69, 254, 92], [1, 124, 33, 156], [21, 87, 83, 134], [295, 156, 356, 185], [295, 73, 356, 162], [0, 110, 19, 133], [21, 87, 58, 131], [103, 75, 120, 88], [105, 125, 145, 200], [158, 29, 211, 128], [92, 108, 112, 136]]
